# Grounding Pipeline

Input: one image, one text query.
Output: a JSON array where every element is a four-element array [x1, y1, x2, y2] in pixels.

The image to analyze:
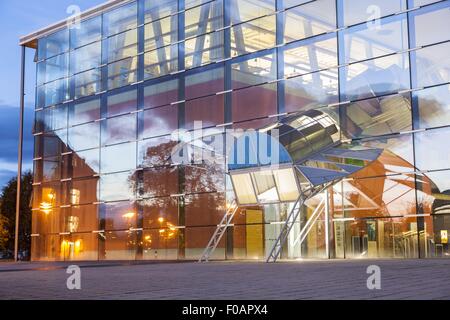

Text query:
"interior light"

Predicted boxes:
[[123, 212, 135, 219], [158, 217, 164, 223]]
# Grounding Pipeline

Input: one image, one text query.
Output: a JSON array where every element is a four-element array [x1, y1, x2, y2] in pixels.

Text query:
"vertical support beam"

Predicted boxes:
[[325, 188, 330, 259], [406, 0, 424, 259], [15, 45, 26, 262], [177, 0, 186, 259], [276, 0, 285, 115]]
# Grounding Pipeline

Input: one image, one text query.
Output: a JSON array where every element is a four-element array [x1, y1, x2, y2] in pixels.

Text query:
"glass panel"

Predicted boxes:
[[185, 0, 223, 38], [144, 0, 178, 23], [232, 83, 277, 122], [414, 42, 450, 88], [31, 234, 63, 261], [185, 163, 226, 193], [101, 142, 137, 173], [74, 68, 102, 99], [285, 68, 339, 113], [231, 173, 257, 204], [43, 78, 70, 107], [412, 0, 441, 5], [415, 127, 450, 171], [185, 193, 225, 226], [100, 172, 137, 202], [144, 45, 178, 79], [341, 14, 408, 64], [33, 159, 43, 183], [39, 53, 69, 84], [186, 67, 224, 100], [284, 0, 336, 43], [138, 135, 176, 168], [144, 16, 178, 51], [340, 93, 412, 138], [144, 79, 179, 108], [141, 197, 178, 229], [340, 217, 419, 259], [283, 0, 310, 8], [341, 0, 406, 27], [185, 226, 225, 259], [416, 170, 450, 214], [102, 114, 137, 146], [231, 53, 276, 90], [273, 168, 300, 201], [337, 175, 418, 217], [43, 130, 67, 157], [43, 105, 68, 132], [64, 204, 98, 233], [140, 167, 179, 198], [70, 98, 101, 126], [284, 36, 337, 78], [103, 230, 137, 260], [107, 29, 138, 63], [32, 208, 65, 234], [41, 28, 69, 59], [72, 149, 100, 178], [107, 56, 138, 89], [42, 156, 61, 182], [416, 84, 450, 129], [62, 233, 99, 261], [107, 89, 138, 117], [68, 122, 100, 151], [33, 181, 66, 210], [252, 170, 279, 203], [412, 2, 450, 47], [70, 16, 102, 49], [142, 229, 179, 260], [104, 201, 137, 230], [341, 52, 410, 101], [71, 42, 101, 74], [143, 105, 178, 138], [71, 177, 99, 205], [185, 95, 224, 129], [185, 31, 224, 69], [103, 2, 138, 37], [350, 134, 415, 175], [229, 0, 275, 24], [231, 15, 276, 57]]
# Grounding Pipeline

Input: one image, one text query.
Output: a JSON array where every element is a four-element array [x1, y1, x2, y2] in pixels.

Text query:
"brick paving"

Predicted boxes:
[[0, 259, 449, 300]]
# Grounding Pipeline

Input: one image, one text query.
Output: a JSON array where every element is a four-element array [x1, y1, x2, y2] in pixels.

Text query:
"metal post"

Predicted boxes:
[[325, 189, 330, 259], [15, 45, 26, 262]]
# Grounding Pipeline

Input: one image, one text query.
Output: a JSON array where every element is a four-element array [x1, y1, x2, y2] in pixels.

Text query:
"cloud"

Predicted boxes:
[[0, 105, 34, 188]]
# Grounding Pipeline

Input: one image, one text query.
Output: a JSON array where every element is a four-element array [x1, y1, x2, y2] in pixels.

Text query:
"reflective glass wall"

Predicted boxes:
[[31, 0, 450, 261]]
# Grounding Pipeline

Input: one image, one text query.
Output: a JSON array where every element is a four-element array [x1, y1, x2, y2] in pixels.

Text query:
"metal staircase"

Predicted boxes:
[[199, 199, 238, 262], [266, 183, 332, 263]]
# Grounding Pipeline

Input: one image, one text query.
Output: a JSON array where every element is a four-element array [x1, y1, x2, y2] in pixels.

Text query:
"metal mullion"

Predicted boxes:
[[276, 0, 285, 116]]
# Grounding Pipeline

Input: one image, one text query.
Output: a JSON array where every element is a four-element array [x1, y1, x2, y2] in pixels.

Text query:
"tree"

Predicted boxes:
[[0, 171, 32, 260], [0, 214, 9, 253]]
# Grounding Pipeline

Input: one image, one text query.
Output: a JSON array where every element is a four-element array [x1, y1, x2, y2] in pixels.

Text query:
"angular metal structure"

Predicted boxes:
[[201, 108, 383, 262]]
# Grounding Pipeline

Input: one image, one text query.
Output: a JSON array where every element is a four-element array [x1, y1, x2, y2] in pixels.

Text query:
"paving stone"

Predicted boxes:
[[0, 260, 450, 299]]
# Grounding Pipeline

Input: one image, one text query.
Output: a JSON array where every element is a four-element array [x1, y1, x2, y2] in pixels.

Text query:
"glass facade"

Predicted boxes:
[[30, 0, 450, 261]]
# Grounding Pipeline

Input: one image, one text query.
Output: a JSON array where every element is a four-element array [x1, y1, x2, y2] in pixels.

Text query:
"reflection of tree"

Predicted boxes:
[[127, 139, 227, 232]]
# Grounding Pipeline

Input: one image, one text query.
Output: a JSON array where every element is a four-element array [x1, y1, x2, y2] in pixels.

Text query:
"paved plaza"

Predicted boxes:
[[0, 259, 449, 300]]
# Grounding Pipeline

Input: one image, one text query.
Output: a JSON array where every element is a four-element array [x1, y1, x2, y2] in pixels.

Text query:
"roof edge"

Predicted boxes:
[[19, 0, 133, 48]]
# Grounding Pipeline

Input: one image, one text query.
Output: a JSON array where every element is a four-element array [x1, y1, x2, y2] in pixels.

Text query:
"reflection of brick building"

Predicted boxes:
[[20, 0, 450, 261]]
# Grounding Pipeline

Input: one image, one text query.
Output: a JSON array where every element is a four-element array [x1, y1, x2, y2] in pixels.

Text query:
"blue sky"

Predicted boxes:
[[0, 0, 104, 188]]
